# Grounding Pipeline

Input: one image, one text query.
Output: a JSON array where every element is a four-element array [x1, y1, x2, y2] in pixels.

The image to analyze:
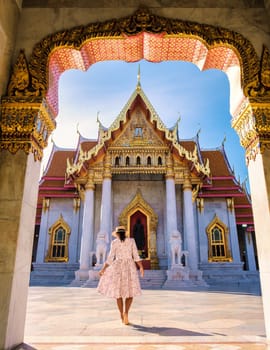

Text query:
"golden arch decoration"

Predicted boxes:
[[5, 7, 267, 109], [205, 214, 232, 262], [45, 214, 71, 262], [119, 189, 159, 269], [1, 7, 269, 160]]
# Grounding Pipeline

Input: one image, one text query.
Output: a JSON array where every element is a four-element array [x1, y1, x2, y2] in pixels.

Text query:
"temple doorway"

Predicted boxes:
[[130, 210, 148, 259], [119, 190, 158, 270]]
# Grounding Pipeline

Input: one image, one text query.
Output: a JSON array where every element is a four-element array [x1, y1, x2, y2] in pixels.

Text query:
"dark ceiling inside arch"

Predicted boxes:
[[22, 0, 265, 9]]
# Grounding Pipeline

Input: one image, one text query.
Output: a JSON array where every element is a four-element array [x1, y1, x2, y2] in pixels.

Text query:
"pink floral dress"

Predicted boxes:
[[97, 237, 142, 299]]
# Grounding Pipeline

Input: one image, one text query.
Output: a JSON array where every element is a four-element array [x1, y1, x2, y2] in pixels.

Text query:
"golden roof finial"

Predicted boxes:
[[136, 64, 141, 91], [96, 111, 100, 123], [222, 134, 226, 147]]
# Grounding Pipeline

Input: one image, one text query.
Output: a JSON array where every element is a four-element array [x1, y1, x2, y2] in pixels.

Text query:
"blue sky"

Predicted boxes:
[[45, 60, 248, 187]]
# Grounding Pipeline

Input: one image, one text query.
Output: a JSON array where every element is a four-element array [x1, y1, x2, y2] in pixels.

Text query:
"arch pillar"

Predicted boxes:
[[0, 93, 55, 348], [232, 74, 270, 339], [183, 172, 199, 271], [95, 153, 112, 266]]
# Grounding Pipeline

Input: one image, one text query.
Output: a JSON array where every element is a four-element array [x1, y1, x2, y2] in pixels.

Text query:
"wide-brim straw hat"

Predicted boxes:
[[112, 226, 126, 237]]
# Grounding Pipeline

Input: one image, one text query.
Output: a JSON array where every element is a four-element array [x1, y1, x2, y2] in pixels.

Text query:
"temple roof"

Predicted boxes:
[[36, 80, 253, 228], [200, 146, 253, 227], [66, 81, 210, 179]]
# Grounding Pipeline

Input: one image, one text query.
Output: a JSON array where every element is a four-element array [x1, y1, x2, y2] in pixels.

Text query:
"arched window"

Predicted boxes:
[[126, 156, 130, 166], [206, 215, 232, 262], [115, 156, 120, 166], [211, 226, 225, 258], [136, 156, 141, 165], [46, 214, 71, 262], [158, 156, 162, 165], [147, 156, 151, 166], [52, 227, 66, 258]]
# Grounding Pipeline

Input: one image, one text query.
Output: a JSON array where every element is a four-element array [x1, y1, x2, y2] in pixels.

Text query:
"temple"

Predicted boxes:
[[32, 75, 257, 288]]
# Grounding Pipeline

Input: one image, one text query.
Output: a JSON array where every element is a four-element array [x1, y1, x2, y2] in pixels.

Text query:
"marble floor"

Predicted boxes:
[[21, 286, 269, 350]]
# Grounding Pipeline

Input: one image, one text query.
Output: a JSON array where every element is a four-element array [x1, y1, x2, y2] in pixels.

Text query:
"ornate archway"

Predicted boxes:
[[1, 7, 269, 162], [1, 6, 270, 347]]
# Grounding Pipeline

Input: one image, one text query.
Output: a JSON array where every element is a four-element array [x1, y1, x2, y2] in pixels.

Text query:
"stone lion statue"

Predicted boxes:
[[169, 230, 182, 266], [95, 231, 108, 265]]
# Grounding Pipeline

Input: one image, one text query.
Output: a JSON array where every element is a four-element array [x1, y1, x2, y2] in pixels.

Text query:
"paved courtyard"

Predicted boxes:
[[22, 286, 269, 350]]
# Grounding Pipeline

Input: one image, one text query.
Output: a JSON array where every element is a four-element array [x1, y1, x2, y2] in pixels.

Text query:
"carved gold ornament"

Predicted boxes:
[[244, 45, 270, 102], [6, 7, 261, 100], [1, 50, 56, 160], [0, 97, 55, 160], [232, 101, 270, 163], [1, 7, 269, 161]]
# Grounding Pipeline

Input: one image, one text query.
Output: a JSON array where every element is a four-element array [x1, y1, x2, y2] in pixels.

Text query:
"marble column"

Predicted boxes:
[[244, 230, 257, 271], [0, 152, 41, 350], [69, 198, 81, 264], [183, 173, 198, 271], [165, 176, 178, 268], [165, 177, 178, 236], [95, 154, 112, 266], [165, 153, 179, 268], [35, 198, 50, 263], [99, 153, 112, 237], [197, 198, 208, 263], [99, 177, 112, 236], [227, 198, 241, 263], [75, 176, 95, 280]]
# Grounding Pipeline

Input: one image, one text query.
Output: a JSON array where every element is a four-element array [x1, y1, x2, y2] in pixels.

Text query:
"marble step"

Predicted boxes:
[[70, 270, 167, 289]]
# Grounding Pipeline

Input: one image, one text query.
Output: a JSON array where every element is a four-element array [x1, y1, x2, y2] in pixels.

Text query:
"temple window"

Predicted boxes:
[[206, 215, 232, 262], [158, 156, 162, 166], [46, 214, 71, 262], [115, 156, 120, 166], [126, 156, 130, 166], [134, 127, 143, 137], [211, 227, 225, 258], [136, 156, 141, 165], [147, 156, 151, 166]]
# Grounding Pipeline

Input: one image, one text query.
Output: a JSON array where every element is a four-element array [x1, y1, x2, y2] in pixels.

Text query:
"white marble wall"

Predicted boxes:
[[198, 199, 234, 262], [36, 198, 77, 263]]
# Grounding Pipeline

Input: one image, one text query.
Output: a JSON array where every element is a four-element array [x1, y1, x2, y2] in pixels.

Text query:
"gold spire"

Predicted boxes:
[[136, 64, 141, 91]]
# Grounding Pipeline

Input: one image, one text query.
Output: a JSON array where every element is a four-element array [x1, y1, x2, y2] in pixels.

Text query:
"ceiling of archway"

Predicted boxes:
[[47, 32, 240, 116]]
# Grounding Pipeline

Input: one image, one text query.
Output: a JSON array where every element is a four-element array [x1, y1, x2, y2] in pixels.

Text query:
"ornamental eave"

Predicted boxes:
[[66, 85, 210, 179]]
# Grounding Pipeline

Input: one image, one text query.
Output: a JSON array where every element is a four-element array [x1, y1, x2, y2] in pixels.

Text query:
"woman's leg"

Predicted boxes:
[[116, 298, 124, 321], [123, 297, 133, 324]]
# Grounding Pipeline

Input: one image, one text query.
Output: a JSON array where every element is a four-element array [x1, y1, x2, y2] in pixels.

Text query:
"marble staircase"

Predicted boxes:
[[69, 269, 167, 288], [30, 264, 260, 292], [30, 263, 79, 286]]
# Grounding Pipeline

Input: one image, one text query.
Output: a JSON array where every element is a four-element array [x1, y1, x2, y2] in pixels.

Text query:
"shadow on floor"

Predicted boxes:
[[13, 343, 38, 350], [131, 324, 212, 337]]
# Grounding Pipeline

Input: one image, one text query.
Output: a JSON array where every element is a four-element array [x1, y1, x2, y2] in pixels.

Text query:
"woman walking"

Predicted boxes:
[[97, 226, 144, 325]]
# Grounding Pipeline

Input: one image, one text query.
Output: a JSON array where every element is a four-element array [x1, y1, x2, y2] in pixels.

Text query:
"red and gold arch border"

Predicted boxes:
[[1, 7, 269, 160]]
